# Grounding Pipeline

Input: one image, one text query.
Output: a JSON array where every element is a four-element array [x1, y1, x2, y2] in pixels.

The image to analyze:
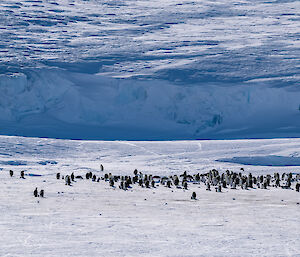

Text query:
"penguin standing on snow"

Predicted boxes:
[[183, 181, 188, 190], [218, 184, 222, 192], [222, 180, 227, 188], [138, 179, 143, 187], [109, 178, 114, 187], [20, 171, 25, 179], [151, 180, 155, 188], [65, 175, 71, 186], [104, 173, 109, 180], [9, 170, 13, 177], [174, 176, 179, 187], [166, 180, 172, 188], [206, 183, 211, 191], [40, 190, 44, 198], [191, 192, 197, 200], [34, 188, 39, 197], [119, 181, 124, 190], [145, 180, 150, 188]]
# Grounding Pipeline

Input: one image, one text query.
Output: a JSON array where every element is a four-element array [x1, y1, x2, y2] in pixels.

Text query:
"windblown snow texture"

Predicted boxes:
[[0, 0, 299, 139], [0, 136, 300, 257]]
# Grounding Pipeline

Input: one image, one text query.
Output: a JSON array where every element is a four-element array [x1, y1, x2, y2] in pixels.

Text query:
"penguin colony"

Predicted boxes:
[[7, 166, 300, 199]]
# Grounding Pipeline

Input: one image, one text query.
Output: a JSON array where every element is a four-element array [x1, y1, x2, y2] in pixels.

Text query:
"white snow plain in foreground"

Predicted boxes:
[[0, 136, 300, 256]]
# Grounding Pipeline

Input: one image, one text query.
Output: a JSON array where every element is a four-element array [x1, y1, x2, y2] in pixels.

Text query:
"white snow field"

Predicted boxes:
[[1, 0, 300, 255], [0, 135, 300, 256], [0, 0, 300, 139]]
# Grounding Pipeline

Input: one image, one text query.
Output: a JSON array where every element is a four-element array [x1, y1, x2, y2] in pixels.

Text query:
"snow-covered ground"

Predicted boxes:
[[1, 0, 299, 255], [0, 0, 299, 139], [1, 136, 300, 256]]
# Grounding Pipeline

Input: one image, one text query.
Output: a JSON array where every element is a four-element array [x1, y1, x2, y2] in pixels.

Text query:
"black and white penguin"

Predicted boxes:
[[127, 177, 132, 185], [133, 175, 138, 184], [109, 179, 114, 187], [231, 181, 236, 189], [263, 181, 267, 189], [174, 176, 179, 187], [275, 178, 280, 187], [151, 180, 155, 188], [183, 181, 188, 190], [139, 179, 143, 187], [191, 192, 197, 200], [167, 180, 172, 188], [206, 183, 211, 191], [65, 175, 71, 186], [34, 187, 39, 197], [222, 180, 227, 188], [119, 181, 124, 190], [145, 180, 150, 188]]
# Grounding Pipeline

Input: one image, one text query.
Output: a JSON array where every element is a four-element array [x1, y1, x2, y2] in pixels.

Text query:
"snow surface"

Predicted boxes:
[[1, 1, 300, 255], [0, 0, 299, 139], [1, 136, 300, 256]]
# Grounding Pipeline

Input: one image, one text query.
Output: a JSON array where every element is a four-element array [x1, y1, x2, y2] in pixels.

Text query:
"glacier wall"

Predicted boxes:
[[0, 0, 299, 139], [0, 68, 299, 140]]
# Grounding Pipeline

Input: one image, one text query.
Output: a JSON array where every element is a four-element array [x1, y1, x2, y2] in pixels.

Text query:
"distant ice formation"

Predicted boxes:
[[0, 0, 299, 139]]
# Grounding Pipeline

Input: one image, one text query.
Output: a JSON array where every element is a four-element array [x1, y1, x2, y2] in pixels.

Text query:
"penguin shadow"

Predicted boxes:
[[173, 199, 195, 202]]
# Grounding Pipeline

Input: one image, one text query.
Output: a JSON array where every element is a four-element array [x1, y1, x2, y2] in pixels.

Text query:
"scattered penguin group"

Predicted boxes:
[[6, 164, 300, 200], [55, 167, 300, 200]]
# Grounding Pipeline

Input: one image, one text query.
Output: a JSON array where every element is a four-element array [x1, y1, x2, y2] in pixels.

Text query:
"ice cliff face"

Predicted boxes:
[[0, 0, 299, 139], [0, 68, 299, 139]]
